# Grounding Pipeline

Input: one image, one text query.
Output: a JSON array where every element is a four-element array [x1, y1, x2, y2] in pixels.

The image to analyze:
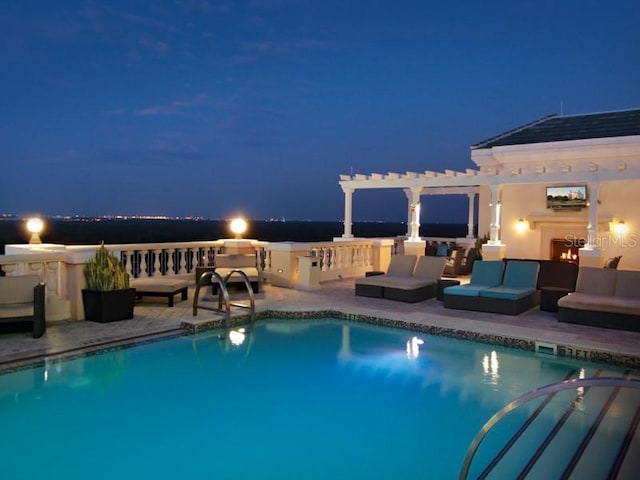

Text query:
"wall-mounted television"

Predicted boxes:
[[546, 185, 588, 210]]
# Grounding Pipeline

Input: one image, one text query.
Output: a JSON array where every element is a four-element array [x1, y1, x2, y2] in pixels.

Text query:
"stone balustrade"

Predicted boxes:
[[1, 237, 398, 320]]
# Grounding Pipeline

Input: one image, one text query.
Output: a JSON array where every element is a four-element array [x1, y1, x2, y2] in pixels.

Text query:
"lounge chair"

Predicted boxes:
[[0, 275, 46, 338], [382, 256, 446, 302], [604, 256, 622, 269], [355, 255, 417, 299], [443, 247, 465, 277], [477, 260, 540, 315], [459, 248, 479, 275], [212, 253, 261, 293], [558, 267, 640, 331], [443, 261, 505, 311]]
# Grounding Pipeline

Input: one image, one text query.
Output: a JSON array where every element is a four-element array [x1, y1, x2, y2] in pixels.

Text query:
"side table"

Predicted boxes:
[[540, 287, 571, 313], [437, 279, 460, 301]]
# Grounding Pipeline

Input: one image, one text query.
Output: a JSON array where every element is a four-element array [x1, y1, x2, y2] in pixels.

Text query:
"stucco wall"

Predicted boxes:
[[478, 180, 639, 270]]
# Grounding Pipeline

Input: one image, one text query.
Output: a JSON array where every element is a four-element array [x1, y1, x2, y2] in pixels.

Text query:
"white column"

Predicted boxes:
[[404, 189, 412, 237], [404, 187, 422, 241], [341, 186, 354, 239], [489, 184, 502, 245], [585, 182, 599, 249], [466, 193, 476, 239]]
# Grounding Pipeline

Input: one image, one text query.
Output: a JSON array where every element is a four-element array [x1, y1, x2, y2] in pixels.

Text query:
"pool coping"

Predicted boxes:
[[184, 309, 640, 369], [2, 309, 639, 375]]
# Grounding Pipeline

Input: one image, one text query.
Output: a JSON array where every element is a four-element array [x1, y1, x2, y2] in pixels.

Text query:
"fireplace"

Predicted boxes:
[[550, 238, 585, 263]]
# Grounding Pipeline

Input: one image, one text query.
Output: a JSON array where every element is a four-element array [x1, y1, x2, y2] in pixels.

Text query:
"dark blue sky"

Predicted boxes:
[[3, 0, 639, 222]]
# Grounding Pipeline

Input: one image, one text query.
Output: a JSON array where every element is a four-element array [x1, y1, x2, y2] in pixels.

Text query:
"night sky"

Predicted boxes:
[[3, 1, 639, 223]]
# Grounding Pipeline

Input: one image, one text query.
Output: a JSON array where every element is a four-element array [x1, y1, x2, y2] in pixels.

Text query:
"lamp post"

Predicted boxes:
[[26, 217, 44, 244]]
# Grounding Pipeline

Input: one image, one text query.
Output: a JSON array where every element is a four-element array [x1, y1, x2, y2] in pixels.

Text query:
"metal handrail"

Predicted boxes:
[[192, 269, 256, 326], [459, 376, 640, 480], [223, 269, 256, 322]]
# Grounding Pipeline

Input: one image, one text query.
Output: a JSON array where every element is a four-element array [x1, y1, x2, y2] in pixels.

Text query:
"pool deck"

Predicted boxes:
[[2, 278, 640, 371]]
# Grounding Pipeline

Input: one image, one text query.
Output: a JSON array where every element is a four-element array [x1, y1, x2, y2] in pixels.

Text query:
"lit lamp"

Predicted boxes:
[[614, 221, 628, 236], [26, 217, 44, 244], [229, 217, 248, 239], [515, 218, 528, 234]]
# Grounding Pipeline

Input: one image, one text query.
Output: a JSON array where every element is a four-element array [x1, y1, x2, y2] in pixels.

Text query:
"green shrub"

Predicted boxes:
[[84, 243, 130, 291]]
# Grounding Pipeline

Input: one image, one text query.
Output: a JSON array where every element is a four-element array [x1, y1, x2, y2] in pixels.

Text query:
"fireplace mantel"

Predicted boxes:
[[526, 212, 613, 230]]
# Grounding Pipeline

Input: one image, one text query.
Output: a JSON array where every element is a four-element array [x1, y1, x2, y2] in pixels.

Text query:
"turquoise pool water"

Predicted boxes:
[[0, 319, 637, 479]]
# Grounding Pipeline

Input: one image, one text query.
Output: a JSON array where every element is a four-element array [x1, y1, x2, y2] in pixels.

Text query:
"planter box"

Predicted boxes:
[[82, 288, 136, 323]]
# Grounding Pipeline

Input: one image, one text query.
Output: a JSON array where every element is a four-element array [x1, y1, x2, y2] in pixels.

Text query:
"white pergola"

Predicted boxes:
[[338, 137, 640, 249], [338, 170, 481, 241]]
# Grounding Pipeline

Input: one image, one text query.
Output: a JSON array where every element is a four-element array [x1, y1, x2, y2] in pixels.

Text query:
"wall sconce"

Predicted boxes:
[[614, 220, 628, 236], [26, 217, 44, 244], [229, 217, 248, 239], [515, 218, 529, 234]]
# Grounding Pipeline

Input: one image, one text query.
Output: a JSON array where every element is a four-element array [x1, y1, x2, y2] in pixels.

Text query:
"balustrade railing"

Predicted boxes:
[[0, 252, 66, 300], [310, 241, 374, 274], [1, 236, 395, 320]]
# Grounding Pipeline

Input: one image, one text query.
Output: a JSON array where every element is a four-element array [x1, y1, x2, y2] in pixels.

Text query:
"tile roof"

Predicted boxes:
[[472, 108, 640, 149]]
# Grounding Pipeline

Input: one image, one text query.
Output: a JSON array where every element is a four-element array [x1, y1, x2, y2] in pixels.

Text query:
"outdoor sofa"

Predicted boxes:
[[557, 267, 640, 332], [502, 258, 579, 312], [443, 260, 505, 311], [355, 255, 446, 303], [0, 274, 46, 338], [444, 260, 541, 315], [211, 254, 261, 293]]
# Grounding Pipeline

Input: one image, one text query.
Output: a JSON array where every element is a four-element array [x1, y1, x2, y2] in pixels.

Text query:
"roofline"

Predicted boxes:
[[470, 107, 640, 150], [555, 106, 640, 119], [470, 114, 556, 150]]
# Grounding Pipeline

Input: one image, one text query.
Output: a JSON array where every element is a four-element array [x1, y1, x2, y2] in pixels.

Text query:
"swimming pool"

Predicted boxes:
[[1, 318, 638, 479]]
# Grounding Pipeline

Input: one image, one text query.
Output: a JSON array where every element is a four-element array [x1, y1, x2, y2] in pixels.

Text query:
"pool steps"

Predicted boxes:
[[460, 375, 640, 479]]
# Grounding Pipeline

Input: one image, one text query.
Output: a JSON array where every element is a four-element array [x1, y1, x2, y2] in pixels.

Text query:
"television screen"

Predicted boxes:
[[546, 185, 588, 209]]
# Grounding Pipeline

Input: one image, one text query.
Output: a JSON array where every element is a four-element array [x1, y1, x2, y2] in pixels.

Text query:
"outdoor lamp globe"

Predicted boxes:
[[26, 217, 44, 244], [230, 217, 248, 239]]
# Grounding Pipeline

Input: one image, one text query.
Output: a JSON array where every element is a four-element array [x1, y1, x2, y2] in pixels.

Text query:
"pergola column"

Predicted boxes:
[[341, 186, 354, 239], [585, 181, 599, 249], [489, 184, 502, 245], [466, 193, 476, 239], [404, 187, 423, 241], [577, 181, 604, 267]]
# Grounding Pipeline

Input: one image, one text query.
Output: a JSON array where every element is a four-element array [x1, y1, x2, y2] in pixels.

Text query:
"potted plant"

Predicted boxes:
[[82, 243, 136, 323]]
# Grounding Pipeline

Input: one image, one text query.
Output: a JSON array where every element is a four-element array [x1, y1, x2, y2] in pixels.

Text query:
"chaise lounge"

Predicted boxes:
[[558, 267, 640, 332], [0, 275, 46, 338], [130, 277, 189, 307], [443, 260, 505, 311], [477, 260, 540, 315], [211, 254, 261, 293], [355, 255, 446, 303]]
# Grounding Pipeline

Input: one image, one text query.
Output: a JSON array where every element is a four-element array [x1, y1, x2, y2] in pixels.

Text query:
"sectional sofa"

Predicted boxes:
[[557, 267, 640, 332], [444, 260, 541, 315], [355, 255, 446, 303]]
